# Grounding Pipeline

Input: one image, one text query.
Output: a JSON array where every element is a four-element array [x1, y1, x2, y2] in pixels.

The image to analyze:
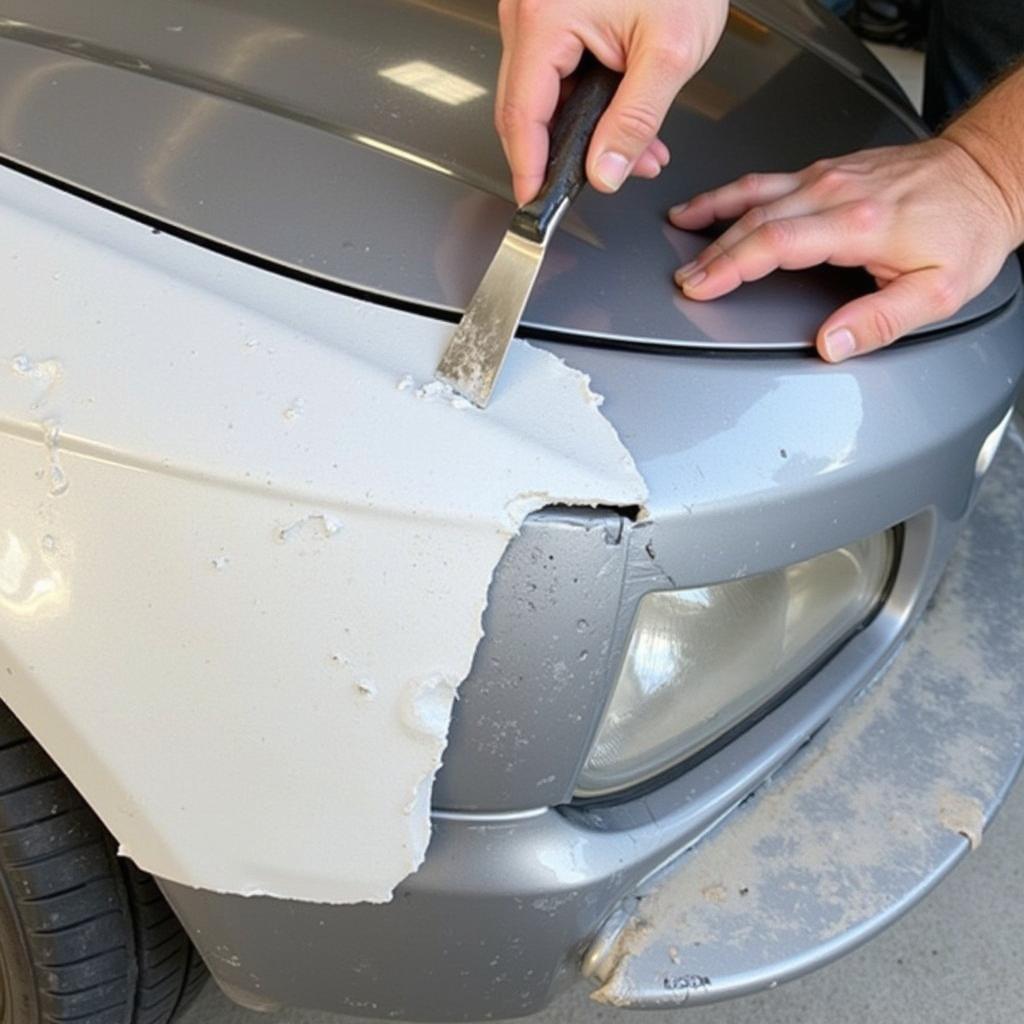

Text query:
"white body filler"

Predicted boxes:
[[0, 168, 646, 903]]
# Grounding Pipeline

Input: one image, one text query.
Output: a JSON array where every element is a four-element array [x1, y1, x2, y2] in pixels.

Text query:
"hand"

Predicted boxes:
[[669, 139, 1020, 361], [496, 0, 729, 205]]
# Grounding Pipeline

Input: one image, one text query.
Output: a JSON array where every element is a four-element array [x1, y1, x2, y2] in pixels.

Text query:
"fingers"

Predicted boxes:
[[496, 20, 583, 204], [634, 138, 671, 179], [669, 171, 804, 229], [816, 270, 963, 362], [677, 205, 869, 300], [687, 184, 849, 266], [649, 137, 671, 167], [586, 41, 695, 193]]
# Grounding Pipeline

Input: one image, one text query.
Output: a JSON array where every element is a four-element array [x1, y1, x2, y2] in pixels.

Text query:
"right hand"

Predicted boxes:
[[495, 0, 729, 205]]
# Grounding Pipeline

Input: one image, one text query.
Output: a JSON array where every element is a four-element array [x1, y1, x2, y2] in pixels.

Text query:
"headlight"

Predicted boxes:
[[575, 531, 896, 797]]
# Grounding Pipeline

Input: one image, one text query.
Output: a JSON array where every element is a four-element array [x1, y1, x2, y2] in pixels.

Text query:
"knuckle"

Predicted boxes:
[[928, 275, 964, 317], [847, 199, 881, 232], [737, 172, 764, 196], [814, 168, 848, 194], [614, 101, 662, 144], [646, 42, 691, 77], [872, 306, 902, 344], [759, 218, 795, 251], [808, 158, 834, 179], [498, 98, 528, 134], [515, 0, 544, 25], [737, 206, 768, 232]]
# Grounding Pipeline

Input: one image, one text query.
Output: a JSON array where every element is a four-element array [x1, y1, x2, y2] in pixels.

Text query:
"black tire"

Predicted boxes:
[[0, 701, 207, 1024]]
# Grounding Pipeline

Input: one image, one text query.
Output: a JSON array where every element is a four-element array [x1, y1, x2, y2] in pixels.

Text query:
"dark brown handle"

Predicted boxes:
[[510, 54, 622, 243]]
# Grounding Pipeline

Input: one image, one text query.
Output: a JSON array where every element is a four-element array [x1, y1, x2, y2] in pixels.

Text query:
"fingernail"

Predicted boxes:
[[680, 270, 708, 292], [669, 202, 689, 218], [679, 260, 699, 276], [824, 327, 857, 362], [595, 152, 630, 191]]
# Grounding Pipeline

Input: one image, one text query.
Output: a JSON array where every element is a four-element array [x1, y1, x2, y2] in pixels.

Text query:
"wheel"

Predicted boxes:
[[0, 700, 207, 1024]]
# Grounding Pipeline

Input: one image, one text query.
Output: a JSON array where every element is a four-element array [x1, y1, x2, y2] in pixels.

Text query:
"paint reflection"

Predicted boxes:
[[0, 530, 68, 618]]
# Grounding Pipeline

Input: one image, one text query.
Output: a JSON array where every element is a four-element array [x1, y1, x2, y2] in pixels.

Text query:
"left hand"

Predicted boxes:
[[668, 139, 1019, 362]]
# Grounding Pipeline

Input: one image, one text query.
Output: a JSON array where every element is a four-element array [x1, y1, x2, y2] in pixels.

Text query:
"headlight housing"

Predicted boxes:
[[575, 531, 896, 797]]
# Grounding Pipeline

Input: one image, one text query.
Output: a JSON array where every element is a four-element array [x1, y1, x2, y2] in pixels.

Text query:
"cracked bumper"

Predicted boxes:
[[585, 431, 1024, 1008]]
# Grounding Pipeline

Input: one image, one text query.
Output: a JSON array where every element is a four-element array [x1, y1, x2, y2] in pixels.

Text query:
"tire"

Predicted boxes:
[[0, 700, 207, 1024]]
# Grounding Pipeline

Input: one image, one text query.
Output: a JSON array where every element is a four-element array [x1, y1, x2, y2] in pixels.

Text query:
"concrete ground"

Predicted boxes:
[[180, 772, 1024, 1024], [180, 39, 1024, 1024]]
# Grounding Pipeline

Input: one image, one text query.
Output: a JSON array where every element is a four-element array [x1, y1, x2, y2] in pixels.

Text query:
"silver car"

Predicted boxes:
[[0, 2, 1022, 1022]]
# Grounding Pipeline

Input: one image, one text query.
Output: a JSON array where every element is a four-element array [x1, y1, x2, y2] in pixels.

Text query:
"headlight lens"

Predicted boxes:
[[576, 531, 896, 797]]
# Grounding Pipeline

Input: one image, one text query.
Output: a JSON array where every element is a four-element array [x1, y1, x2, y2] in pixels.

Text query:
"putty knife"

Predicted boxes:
[[435, 55, 621, 408]]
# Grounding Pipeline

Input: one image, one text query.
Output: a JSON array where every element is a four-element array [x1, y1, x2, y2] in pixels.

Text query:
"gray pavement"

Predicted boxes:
[[179, 769, 1023, 1024]]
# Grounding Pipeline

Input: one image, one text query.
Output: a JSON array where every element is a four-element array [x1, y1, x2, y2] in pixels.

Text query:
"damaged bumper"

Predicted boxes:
[[586, 428, 1024, 1007], [162, 427, 1024, 1021]]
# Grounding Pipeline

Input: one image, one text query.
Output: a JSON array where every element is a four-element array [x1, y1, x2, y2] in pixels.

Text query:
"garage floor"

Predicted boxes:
[[178, 43, 1024, 1024]]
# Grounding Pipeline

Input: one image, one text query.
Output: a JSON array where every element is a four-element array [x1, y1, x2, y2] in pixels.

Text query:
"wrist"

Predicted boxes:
[[940, 125, 1024, 249]]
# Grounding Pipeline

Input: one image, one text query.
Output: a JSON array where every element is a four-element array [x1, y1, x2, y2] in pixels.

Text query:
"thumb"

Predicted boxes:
[[586, 44, 692, 193], [817, 269, 961, 362]]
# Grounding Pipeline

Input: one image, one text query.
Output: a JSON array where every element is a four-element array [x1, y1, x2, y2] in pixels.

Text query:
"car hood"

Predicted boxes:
[[0, 0, 1017, 350]]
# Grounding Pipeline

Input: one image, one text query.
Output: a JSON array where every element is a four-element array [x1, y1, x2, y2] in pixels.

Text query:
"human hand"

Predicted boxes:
[[669, 139, 1021, 361], [496, 0, 729, 205]]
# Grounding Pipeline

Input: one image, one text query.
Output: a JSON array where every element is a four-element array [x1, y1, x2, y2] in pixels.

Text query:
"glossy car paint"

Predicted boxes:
[[0, 1, 1017, 350], [0, 0, 1022, 1020]]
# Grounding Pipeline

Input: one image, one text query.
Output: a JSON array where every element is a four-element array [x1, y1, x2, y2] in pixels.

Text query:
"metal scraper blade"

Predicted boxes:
[[435, 226, 547, 409]]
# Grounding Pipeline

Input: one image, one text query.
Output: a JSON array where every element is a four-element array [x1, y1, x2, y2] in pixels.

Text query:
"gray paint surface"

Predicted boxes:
[[432, 295, 1022, 813], [0, 0, 1017, 349], [587, 433, 1024, 1004], [176, 768, 1024, 1024]]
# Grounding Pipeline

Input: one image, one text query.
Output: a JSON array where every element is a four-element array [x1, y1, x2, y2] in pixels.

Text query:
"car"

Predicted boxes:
[[1, 1, 1023, 1022]]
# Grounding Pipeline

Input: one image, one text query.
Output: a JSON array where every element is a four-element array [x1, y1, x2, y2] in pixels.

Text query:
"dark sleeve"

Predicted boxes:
[[924, 0, 1024, 128]]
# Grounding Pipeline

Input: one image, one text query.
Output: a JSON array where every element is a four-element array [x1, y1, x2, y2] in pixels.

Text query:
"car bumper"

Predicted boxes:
[[586, 428, 1024, 1005], [161, 422, 1024, 1021]]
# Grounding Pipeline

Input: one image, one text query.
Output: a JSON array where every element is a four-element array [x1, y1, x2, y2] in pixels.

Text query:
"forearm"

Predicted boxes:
[[942, 63, 1024, 248]]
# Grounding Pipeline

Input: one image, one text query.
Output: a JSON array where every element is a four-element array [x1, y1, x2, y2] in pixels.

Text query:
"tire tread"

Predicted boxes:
[[0, 703, 207, 1024]]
